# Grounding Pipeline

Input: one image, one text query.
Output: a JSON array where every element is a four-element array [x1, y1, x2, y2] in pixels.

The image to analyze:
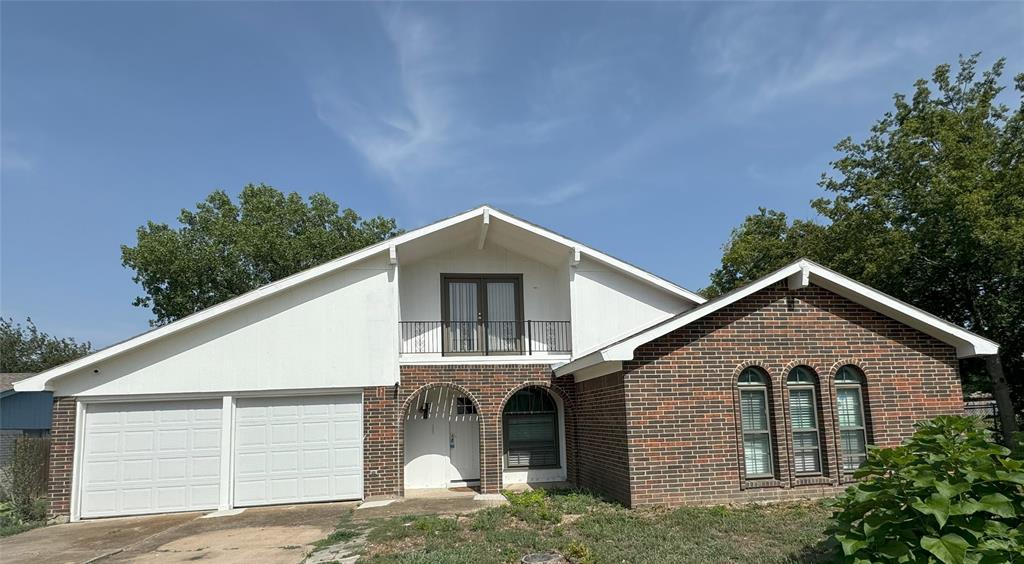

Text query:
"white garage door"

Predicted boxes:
[[81, 400, 222, 518], [233, 395, 363, 507]]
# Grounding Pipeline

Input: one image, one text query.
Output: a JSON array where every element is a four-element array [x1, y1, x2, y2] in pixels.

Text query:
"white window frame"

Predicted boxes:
[[835, 367, 869, 473], [786, 379, 823, 476], [738, 369, 774, 480]]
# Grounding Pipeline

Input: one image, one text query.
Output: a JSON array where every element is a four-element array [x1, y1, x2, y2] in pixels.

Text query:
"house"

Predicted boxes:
[[14, 205, 996, 521], [1, 373, 52, 465]]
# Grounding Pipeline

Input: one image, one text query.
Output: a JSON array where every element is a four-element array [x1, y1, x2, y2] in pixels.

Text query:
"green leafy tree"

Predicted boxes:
[[0, 317, 92, 373], [121, 184, 401, 326], [830, 416, 1023, 563], [704, 54, 1023, 441]]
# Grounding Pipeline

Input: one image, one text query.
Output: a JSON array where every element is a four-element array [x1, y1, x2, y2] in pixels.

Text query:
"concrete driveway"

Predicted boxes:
[[0, 502, 356, 564]]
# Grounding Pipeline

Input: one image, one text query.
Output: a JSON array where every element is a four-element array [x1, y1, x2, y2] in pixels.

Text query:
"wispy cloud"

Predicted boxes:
[[694, 5, 933, 114], [309, 8, 597, 207]]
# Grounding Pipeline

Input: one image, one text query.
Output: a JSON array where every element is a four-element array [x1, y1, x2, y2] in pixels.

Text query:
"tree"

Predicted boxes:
[[121, 184, 401, 325], [704, 54, 1023, 443], [0, 317, 92, 373]]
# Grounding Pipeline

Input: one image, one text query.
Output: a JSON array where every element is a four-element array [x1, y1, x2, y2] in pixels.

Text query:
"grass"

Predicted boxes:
[[317, 489, 839, 563]]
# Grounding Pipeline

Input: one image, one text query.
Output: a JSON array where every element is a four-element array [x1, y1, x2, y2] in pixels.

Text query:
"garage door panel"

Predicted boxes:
[[81, 400, 222, 518], [233, 395, 363, 507]]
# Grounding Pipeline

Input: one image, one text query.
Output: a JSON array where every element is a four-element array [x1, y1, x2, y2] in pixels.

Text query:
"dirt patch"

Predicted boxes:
[[124, 525, 327, 563]]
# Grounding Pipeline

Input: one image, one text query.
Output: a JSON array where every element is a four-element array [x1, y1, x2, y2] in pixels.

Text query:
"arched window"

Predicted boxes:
[[503, 387, 559, 469], [787, 367, 822, 475], [738, 367, 773, 478], [835, 366, 868, 472]]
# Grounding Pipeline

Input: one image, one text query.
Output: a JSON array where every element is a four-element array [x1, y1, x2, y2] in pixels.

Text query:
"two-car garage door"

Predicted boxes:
[[80, 395, 362, 518]]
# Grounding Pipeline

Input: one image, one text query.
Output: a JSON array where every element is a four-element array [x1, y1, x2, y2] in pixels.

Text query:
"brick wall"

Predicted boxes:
[[622, 281, 963, 507], [47, 397, 76, 518], [575, 372, 631, 505], [363, 364, 577, 497]]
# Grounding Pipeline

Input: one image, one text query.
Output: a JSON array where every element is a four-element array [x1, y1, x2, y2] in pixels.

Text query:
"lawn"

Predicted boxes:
[[319, 489, 839, 563]]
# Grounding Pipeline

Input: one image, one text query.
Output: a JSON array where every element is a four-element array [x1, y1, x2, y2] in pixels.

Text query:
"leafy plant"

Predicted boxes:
[[830, 416, 1024, 563], [503, 489, 562, 524]]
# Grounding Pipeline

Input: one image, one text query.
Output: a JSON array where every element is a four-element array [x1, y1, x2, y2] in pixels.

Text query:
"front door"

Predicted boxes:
[[447, 398, 480, 485]]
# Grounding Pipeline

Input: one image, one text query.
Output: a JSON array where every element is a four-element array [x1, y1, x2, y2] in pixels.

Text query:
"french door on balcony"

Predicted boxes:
[[442, 274, 524, 355]]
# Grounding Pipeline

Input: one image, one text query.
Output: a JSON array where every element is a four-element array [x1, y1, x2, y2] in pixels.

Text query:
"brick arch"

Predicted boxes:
[[780, 360, 825, 381], [827, 358, 870, 382], [498, 380, 575, 413], [732, 360, 775, 383], [397, 382, 486, 496]]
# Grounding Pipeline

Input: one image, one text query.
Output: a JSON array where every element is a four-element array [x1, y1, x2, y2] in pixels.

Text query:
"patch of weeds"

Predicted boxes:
[[547, 489, 619, 515], [563, 539, 593, 564], [365, 515, 425, 544], [313, 528, 360, 550], [503, 489, 561, 524], [469, 506, 509, 531], [411, 515, 458, 535]]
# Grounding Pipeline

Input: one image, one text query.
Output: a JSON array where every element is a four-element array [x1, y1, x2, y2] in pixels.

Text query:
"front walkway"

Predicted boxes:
[[355, 487, 505, 521]]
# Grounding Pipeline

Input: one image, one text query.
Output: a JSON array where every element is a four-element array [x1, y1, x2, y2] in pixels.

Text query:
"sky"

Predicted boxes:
[[2, 2, 1022, 348]]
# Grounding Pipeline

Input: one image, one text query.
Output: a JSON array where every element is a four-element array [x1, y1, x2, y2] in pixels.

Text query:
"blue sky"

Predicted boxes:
[[2, 2, 1021, 347]]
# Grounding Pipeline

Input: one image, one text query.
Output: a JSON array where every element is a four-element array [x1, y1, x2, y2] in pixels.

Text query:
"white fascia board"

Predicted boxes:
[[488, 209, 706, 305], [806, 266, 998, 358], [14, 204, 706, 392], [14, 207, 489, 392], [565, 259, 998, 373], [601, 263, 805, 362]]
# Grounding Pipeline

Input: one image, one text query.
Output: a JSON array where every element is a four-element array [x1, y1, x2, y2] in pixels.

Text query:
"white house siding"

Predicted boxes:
[[399, 242, 571, 324], [52, 255, 397, 397], [570, 256, 692, 355]]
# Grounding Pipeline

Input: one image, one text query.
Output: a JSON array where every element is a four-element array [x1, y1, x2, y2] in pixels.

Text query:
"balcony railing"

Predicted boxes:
[[399, 321, 571, 356]]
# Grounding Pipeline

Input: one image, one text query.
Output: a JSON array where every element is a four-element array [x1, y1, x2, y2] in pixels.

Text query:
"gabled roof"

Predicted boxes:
[[15, 205, 703, 392], [554, 259, 999, 377]]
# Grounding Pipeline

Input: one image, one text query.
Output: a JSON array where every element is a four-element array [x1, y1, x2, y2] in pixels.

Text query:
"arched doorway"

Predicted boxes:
[[404, 385, 481, 490]]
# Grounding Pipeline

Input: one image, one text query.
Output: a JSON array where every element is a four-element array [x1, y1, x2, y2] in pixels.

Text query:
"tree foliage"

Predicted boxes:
[[0, 317, 92, 373], [121, 184, 401, 325], [830, 416, 1023, 563], [704, 54, 1024, 414]]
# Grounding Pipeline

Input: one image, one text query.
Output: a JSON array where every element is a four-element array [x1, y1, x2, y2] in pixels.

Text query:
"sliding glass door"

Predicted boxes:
[[442, 275, 523, 355]]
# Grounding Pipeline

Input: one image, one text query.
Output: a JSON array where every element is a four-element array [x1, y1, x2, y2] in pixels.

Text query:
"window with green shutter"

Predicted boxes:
[[738, 367, 774, 478], [835, 365, 868, 472], [503, 387, 559, 469], [787, 367, 822, 475]]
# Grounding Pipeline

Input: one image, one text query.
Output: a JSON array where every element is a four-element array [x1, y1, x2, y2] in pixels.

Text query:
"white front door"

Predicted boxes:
[[233, 395, 362, 507], [80, 400, 222, 518], [447, 417, 480, 484]]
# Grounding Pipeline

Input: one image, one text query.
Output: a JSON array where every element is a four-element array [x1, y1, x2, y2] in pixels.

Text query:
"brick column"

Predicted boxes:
[[47, 397, 76, 519], [363, 386, 401, 498]]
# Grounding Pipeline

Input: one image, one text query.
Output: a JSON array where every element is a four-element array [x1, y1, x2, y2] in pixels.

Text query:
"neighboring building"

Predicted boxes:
[[14, 206, 996, 520], [1, 373, 52, 465]]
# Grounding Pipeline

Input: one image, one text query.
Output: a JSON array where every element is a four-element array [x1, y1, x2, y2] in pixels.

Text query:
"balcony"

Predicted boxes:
[[399, 321, 571, 356]]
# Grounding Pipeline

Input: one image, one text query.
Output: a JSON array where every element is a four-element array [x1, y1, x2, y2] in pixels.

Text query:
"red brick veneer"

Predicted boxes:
[[47, 396, 76, 518], [622, 281, 963, 507], [575, 372, 631, 504], [363, 364, 577, 497]]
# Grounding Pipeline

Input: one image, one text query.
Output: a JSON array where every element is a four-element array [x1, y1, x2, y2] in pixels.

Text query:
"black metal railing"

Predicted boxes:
[[399, 321, 571, 356]]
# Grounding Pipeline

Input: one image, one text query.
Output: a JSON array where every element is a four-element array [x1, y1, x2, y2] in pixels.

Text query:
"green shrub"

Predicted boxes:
[[503, 489, 562, 524], [3, 437, 50, 523], [830, 416, 1023, 563]]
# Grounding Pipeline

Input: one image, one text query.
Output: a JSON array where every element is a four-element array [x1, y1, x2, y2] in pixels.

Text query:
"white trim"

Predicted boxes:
[[477, 208, 490, 250], [15, 205, 702, 393], [74, 387, 365, 403], [70, 400, 85, 522], [398, 356, 569, 366], [556, 259, 999, 377], [218, 395, 234, 510]]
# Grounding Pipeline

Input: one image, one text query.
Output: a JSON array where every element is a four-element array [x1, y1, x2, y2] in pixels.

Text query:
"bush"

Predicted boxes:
[[830, 416, 1023, 563], [3, 437, 50, 523], [503, 489, 562, 524]]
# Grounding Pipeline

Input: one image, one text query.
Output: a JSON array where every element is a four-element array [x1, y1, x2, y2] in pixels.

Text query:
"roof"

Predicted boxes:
[[1, 373, 36, 397], [554, 258, 999, 377], [14, 204, 704, 392]]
